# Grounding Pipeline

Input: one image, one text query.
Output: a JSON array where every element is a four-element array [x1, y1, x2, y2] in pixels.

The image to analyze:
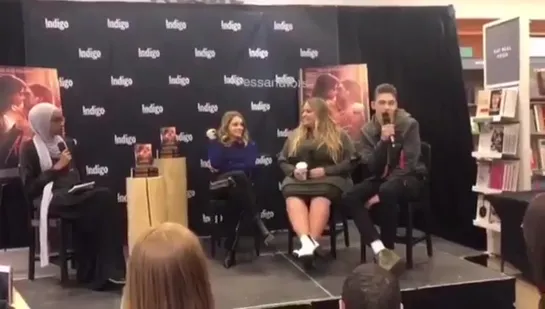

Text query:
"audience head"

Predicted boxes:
[[123, 222, 213, 309], [372, 83, 398, 124], [0, 75, 27, 114], [217, 111, 249, 146], [28, 103, 64, 140], [341, 264, 401, 309], [289, 97, 342, 162], [311, 73, 339, 101], [28, 83, 54, 107]]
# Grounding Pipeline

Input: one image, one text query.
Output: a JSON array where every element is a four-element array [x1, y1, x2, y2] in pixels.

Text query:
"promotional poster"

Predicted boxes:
[[0, 66, 61, 169], [300, 64, 370, 143]]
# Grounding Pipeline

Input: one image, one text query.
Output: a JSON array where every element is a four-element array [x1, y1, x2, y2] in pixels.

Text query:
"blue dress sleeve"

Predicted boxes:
[[208, 141, 224, 170]]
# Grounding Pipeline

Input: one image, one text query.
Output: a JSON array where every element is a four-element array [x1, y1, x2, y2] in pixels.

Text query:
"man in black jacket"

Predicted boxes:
[[344, 83, 425, 275]]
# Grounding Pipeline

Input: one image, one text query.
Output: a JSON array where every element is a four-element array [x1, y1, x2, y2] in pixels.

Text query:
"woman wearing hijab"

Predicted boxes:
[[19, 103, 126, 291]]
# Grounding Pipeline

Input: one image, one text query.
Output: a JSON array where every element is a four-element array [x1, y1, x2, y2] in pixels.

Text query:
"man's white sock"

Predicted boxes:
[[370, 240, 385, 255]]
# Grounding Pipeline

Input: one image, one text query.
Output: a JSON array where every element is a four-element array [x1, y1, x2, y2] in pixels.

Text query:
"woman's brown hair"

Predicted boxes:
[[122, 223, 213, 309], [288, 97, 343, 163], [217, 110, 249, 146]]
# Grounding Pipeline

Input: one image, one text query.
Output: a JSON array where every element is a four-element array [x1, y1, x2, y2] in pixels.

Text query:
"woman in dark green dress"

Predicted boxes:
[[278, 98, 356, 260]]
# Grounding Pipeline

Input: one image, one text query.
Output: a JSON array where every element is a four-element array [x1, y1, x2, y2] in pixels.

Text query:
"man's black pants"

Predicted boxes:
[[343, 176, 420, 249]]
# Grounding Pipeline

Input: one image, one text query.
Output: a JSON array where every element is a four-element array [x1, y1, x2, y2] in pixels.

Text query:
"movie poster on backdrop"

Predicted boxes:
[[299, 64, 370, 143], [0, 66, 61, 169]]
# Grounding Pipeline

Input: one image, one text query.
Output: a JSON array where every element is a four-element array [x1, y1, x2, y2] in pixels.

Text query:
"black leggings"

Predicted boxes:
[[216, 171, 260, 218]]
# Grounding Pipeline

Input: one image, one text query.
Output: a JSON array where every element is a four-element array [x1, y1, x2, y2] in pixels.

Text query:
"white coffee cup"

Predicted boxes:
[[295, 162, 308, 180]]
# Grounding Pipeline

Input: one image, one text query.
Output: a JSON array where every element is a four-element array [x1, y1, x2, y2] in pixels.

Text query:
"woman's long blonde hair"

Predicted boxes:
[[123, 223, 213, 309], [217, 111, 249, 146], [288, 97, 343, 163]]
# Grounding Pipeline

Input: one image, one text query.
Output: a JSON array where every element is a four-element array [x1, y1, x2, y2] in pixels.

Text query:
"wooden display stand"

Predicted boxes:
[[126, 176, 168, 253], [154, 157, 188, 227]]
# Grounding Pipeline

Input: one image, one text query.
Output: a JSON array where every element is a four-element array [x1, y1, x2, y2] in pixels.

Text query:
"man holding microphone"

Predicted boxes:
[[343, 83, 425, 275]]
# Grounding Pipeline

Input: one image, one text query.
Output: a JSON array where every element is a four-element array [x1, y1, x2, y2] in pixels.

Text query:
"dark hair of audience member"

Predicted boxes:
[[311, 73, 339, 99], [342, 264, 401, 309], [374, 83, 398, 100], [122, 222, 214, 309]]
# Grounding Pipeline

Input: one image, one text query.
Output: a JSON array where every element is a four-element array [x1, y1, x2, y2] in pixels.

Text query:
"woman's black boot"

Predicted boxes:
[[223, 219, 242, 268], [253, 215, 274, 245]]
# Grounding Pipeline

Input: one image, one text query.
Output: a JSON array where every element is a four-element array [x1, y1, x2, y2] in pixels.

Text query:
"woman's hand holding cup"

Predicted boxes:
[[294, 162, 308, 181]]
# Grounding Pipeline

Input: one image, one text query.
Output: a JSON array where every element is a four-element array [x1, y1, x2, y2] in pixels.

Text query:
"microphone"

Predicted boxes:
[[382, 112, 395, 145], [57, 141, 66, 152]]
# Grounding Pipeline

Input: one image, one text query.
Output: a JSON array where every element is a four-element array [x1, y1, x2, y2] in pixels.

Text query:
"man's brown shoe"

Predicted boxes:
[[377, 249, 405, 276]]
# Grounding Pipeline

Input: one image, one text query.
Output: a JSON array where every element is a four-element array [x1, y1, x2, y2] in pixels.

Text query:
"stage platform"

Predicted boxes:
[[9, 226, 515, 309]]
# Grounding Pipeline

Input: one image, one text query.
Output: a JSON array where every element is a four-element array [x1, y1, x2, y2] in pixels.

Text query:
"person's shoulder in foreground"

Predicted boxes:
[[341, 263, 401, 309]]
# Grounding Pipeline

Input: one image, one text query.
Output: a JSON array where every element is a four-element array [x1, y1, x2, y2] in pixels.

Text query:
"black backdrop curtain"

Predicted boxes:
[[0, 2, 481, 250], [338, 6, 481, 249], [0, 0, 30, 249]]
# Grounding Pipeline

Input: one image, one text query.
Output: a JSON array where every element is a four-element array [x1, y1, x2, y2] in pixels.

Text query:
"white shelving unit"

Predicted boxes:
[[472, 17, 531, 256]]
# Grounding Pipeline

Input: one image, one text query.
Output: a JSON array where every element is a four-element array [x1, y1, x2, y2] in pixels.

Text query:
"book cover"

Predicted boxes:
[[160, 126, 177, 146], [531, 67, 545, 99], [134, 143, 153, 167], [475, 90, 491, 118], [488, 89, 503, 116]]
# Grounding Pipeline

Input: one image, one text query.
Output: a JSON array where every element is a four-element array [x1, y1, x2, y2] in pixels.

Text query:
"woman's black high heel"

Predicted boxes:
[[253, 215, 274, 245], [223, 219, 242, 268]]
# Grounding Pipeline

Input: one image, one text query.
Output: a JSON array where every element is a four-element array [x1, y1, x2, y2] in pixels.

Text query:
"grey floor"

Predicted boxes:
[[4, 224, 512, 309]]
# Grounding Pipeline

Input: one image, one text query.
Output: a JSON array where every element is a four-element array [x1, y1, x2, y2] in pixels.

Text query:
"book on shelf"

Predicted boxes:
[[531, 138, 545, 172], [476, 123, 519, 156], [474, 88, 518, 119], [475, 161, 519, 191], [531, 67, 545, 99], [531, 104, 545, 132]]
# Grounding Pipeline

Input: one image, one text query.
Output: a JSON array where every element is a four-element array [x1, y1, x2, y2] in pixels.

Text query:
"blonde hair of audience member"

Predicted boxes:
[[288, 97, 343, 163], [217, 110, 249, 146], [122, 223, 213, 309]]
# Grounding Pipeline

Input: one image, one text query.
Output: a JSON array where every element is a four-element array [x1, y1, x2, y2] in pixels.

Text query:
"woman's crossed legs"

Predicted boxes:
[[286, 196, 331, 257]]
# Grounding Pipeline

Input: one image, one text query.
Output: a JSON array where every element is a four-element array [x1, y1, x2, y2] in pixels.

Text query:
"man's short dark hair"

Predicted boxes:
[[374, 83, 398, 99], [342, 264, 401, 309]]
